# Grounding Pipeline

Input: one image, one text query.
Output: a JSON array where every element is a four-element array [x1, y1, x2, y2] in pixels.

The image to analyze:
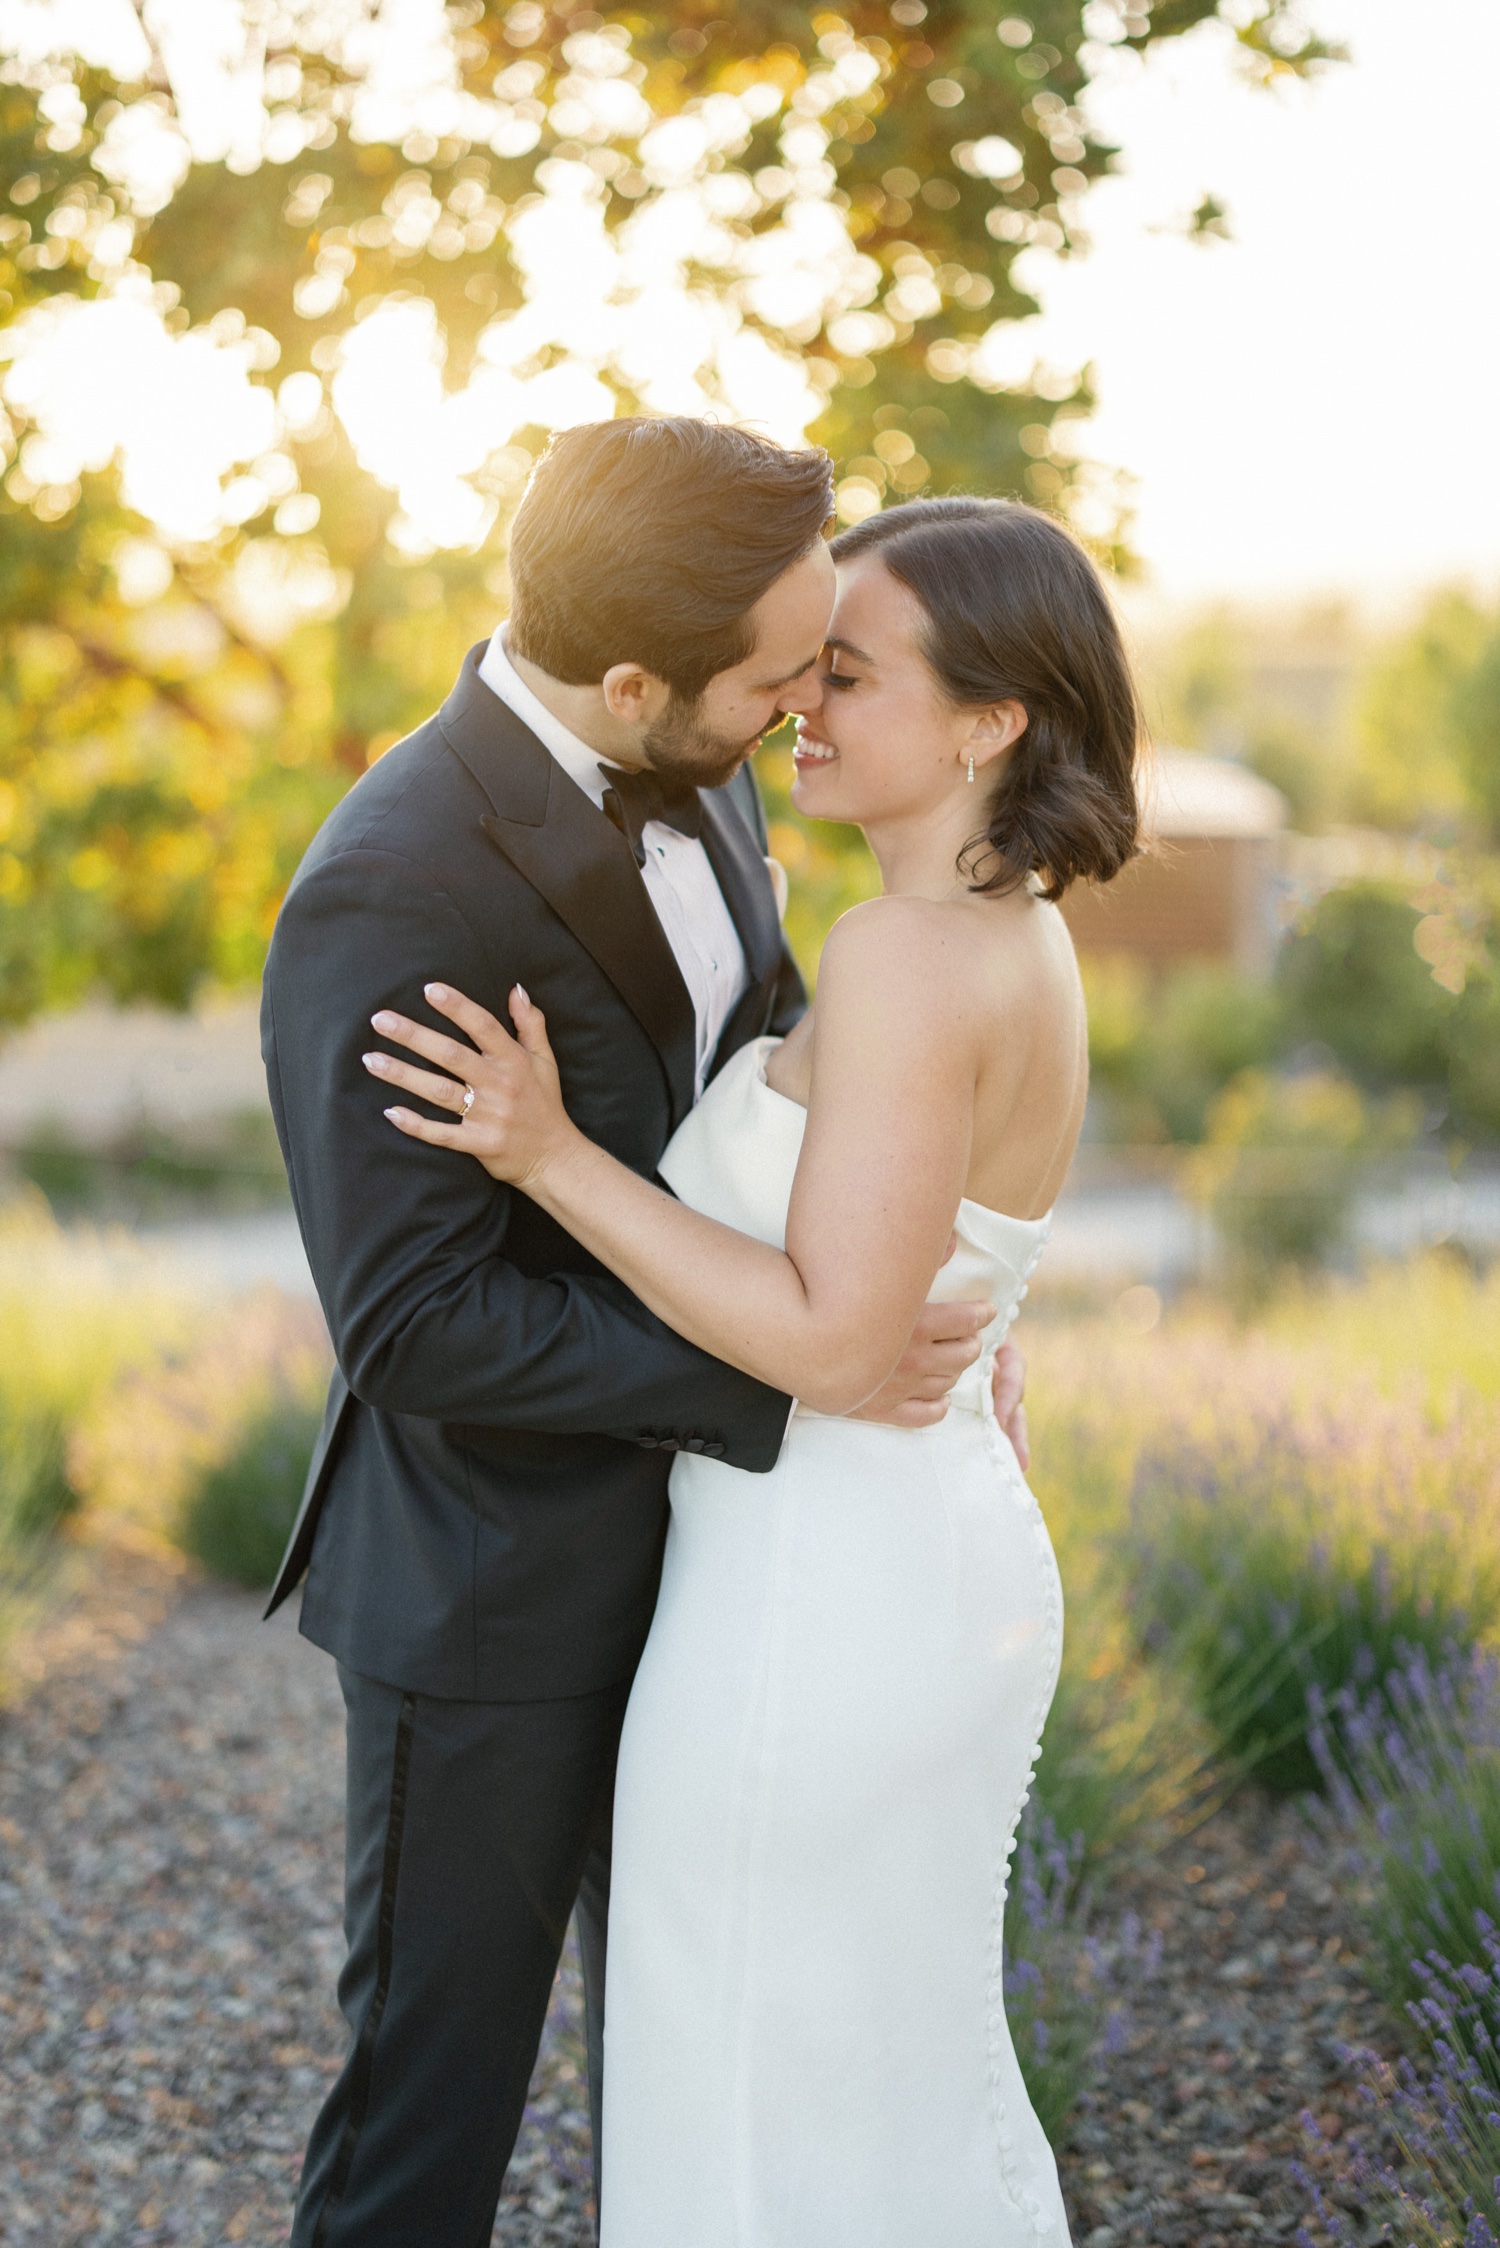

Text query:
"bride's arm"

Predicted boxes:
[[365, 901, 978, 1416]]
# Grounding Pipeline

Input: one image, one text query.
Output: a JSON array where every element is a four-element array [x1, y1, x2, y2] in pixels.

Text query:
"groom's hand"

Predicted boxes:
[[849, 1318, 1030, 1461], [990, 1338, 1030, 1473], [848, 1301, 994, 1430]]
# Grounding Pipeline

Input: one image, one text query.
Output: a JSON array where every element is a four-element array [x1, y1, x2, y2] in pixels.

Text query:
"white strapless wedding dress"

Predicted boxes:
[[600, 1037, 1070, 2246]]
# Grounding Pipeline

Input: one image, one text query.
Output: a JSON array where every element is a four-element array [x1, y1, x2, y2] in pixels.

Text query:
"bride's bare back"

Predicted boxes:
[[764, 883, 1087, 1223]]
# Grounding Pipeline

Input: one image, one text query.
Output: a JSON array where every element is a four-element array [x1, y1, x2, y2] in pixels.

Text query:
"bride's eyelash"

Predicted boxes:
[[820, 671, 857, 690]]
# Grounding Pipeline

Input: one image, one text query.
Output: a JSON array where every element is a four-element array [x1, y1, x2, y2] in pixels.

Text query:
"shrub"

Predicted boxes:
[[1002, 1807, 1161, 2143], [1298, 1648, 1500, 2248], [1079, 955, 1283, 1145], [1449, 964, 1500, 1140], [1310, 1645, 1500, 2016], [1187, 1066, 1417, 1284], [1128, 1374, 1500, 1793], [0, 1397, 75, 1551], [0, 1196, 191, 1665], [175, 1389, 324, 1588], [1278, 883, 1455, 1089], [1299, 2029, 1500, 2248]]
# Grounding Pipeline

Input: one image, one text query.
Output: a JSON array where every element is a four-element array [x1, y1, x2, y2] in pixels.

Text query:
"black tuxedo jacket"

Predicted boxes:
[[261, 645, 804, 1701]]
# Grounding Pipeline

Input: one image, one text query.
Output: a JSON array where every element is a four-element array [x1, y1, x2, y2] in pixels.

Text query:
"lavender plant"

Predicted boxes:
[[1002, 1803, 1162, 2141], [1128, 1379, 1500, 1793], [1310, 1646, 1500, 2018], [1296, 1649, 1500, 2247], [1297, 1984, 1500, 2248]]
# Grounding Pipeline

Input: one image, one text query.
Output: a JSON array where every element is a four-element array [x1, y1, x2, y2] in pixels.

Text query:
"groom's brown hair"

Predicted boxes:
[[506, 417, 833, 702]]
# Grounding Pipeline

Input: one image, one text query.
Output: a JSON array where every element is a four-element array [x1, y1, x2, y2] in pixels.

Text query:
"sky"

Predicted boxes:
[[1025, 0, 1500, 611], [4, 0, 1496, 617]]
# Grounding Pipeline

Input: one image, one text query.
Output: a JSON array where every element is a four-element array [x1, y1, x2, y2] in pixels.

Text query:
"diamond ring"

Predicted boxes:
[[461, 1083, 476, 1116]]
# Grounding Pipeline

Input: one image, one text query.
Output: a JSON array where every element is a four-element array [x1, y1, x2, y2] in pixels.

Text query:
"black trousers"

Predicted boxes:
[[290, 1665, 629, 2248]]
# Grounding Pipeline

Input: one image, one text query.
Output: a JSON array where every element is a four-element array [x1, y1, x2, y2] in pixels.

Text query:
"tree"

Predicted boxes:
[[1353, 588, 1500, 844], [0, 0, 1337, 1019]]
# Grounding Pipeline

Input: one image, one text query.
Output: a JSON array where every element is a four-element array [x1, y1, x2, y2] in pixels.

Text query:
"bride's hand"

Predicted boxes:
[[363, 981, 576, 1188]]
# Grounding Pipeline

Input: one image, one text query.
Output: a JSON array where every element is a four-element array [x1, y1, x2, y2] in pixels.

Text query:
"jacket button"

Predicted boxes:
[[660, 1437, 679, 1452], [704, 1440, 726, 1459], [683, 1436, 705, 1454], [638, 1434, 660, 1449]]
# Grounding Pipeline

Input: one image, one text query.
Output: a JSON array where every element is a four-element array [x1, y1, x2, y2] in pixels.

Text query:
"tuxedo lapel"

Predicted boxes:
[[438, 649, 699, 1126], [697, 781, 786, 1080]]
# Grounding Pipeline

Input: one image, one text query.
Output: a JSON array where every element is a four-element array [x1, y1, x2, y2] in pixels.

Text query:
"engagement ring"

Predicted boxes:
[[461, 1084, 475, 1115]]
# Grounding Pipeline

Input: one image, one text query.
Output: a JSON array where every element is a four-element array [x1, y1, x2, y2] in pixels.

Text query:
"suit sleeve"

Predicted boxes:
[[264, 846, 792, 1471]]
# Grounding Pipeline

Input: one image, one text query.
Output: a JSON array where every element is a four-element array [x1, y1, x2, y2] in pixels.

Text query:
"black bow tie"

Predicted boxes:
[[598, 764, 703, 868]]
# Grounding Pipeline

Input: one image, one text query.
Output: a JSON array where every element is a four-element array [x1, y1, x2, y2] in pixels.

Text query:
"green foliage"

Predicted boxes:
[[1187, 1066, 1418, 1282], [0, 1196, 192, 1667], [1353, 588, 1500, 841], [174, 1389, 322, 1588], [1278, 883, 1453, 1086], [1127, 1378, 1500, 1793], [1276, 876, 1500, 1142], [1318, 1654, 1500, 2018], [1081, 955, 1284, 1144], [1139, 601, 1362, 832], [1001, 1818, 1104, 2143], [16, 1107, 288, 1216], [0, 2, 1336, 1024], [0, 1394, 73, 1549]]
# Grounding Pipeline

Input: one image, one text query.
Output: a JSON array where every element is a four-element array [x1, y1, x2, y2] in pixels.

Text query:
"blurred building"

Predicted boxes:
[[1061, 748, 1290, 978]]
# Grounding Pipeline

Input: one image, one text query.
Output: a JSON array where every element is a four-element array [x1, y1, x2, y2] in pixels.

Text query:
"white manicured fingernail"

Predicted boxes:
[[425, 982, 448, 1001]]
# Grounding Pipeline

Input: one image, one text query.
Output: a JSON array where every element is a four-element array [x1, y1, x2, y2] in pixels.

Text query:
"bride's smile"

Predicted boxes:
[[786, 548, 1030, 903]]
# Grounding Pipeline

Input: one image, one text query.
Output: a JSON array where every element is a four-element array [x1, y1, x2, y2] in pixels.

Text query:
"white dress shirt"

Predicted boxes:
[[477, 632, 749, 1099]]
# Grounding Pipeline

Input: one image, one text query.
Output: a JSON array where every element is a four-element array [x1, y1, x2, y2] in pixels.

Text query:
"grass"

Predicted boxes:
[[1023, 1250, 1500, 2193], [1026, 1256, 1500, 1803], [1311, 1645, 1500, 2021], [0, 1196, 194, 1676], [0, 1189, 331, 1688], [1128, 1374, 1500, 1792], [75, 1288, 332, 1577], [1300, 1648, 1500, 2248]]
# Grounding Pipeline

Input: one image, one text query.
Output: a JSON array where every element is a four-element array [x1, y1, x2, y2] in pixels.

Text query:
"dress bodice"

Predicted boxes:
[[659, 1037, 1050, 1417]]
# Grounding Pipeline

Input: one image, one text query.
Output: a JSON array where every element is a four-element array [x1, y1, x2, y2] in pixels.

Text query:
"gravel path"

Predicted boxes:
[[0, 1561, 592, 2247], [1065, 1800, 1387, 2246], [0, 1563, 1388, 2246]]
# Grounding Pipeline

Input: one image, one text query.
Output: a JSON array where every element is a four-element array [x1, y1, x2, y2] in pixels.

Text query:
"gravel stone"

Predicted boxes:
[[1, 1561, 1391, 2245], [0, 1561, 593, 2246], [1062, 1799, 1391, 2245]]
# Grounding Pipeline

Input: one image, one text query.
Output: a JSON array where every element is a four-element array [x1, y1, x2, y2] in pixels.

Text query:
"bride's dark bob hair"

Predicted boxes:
[[830, 497, 1142, 901]]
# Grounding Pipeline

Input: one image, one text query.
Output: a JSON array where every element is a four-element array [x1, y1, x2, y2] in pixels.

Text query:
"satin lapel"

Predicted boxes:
[[439, 651, 698, 1126], [697, 781, 785, 1080], [697, 783, 783, 993]]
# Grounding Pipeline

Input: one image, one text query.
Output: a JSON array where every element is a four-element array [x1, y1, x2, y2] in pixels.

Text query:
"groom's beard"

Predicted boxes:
[[642, 691, 763, 791]]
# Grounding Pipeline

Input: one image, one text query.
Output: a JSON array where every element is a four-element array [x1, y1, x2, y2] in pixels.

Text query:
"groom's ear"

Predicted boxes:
[[601, 662, 673, 729]]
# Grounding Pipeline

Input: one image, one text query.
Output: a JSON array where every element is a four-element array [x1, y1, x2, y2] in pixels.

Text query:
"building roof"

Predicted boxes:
[[1145, 748, 1289, 839]]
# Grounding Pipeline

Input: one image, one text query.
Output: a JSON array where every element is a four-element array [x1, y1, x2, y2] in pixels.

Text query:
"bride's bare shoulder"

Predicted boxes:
[[816, 896, 972, 1008], [820, 890, 1075, 1007]]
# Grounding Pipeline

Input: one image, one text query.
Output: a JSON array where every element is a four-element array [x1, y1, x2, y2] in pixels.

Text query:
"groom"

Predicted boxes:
[[262, 416, 1022, 2245]]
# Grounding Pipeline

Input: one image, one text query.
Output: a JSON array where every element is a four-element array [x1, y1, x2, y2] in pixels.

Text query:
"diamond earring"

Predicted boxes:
[[966, 755, 976, 784]]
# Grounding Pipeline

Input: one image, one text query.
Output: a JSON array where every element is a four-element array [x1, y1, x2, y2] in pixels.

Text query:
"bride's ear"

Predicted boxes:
[[961, 698, 1027, 779]]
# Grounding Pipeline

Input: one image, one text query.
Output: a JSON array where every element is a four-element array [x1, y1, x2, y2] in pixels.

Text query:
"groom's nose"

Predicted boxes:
[[776, 664, 824, 718]]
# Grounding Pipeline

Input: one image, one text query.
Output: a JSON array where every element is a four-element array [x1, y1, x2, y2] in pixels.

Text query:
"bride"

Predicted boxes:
[[364, 495, 1141, 2243]]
